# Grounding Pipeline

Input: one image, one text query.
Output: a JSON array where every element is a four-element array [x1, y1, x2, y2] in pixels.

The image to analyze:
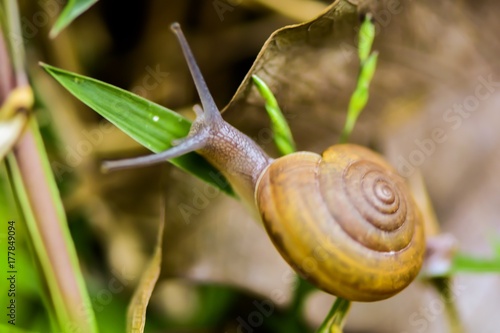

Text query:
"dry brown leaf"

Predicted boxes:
[[126, 209, 165, 333], [222, 0, 362, 151]]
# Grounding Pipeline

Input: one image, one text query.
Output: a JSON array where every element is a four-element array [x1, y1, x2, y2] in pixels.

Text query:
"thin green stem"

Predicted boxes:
[[8, 119, 98, 332], [339, 51, 378, 143], [1, 1, 98, 331], [2, 0, 27, 85], [316, 297, 351, 333], [430, 278, 463, 333], [357, 14, 375, 64], [339, 15, 378, 144]]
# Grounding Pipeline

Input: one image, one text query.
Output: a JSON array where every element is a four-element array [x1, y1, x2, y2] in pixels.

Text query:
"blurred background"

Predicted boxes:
[[3, 0, 500, 332]]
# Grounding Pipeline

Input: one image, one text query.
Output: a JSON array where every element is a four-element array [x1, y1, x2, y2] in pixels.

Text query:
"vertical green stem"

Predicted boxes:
[[316, 297, 351, 333], [339, 14, 378, 144], [2, 0, 26, 85], [430, 278, 463, 333], [8, 119, 98, 332], [1, 0, 98, 331]]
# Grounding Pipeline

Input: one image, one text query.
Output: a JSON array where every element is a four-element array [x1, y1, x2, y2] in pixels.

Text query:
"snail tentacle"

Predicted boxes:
[[101, 132, 208, 172], [102, 22, 227, 172], [170, 22, 221, 123]]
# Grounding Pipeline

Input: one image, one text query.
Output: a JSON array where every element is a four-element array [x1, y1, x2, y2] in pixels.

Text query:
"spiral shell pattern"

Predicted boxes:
[[255, 144, 425, 302]]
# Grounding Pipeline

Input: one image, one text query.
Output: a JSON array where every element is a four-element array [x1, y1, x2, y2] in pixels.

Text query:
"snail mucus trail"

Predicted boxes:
[[103, 22, 425, 302]]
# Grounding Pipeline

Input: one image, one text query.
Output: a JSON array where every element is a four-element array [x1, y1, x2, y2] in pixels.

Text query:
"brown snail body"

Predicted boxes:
[[104, 23, 425, 302]]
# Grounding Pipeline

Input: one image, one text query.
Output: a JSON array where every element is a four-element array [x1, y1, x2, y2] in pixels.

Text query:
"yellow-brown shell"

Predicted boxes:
[[255, 144, 425, 302]]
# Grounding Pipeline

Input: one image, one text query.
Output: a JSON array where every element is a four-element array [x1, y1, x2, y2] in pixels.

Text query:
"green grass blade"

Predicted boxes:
[[450, 253, 500, 274], [7, 118, 98, 333], [0, 160, 55, 331], [40, 63, 234, 196], [316, 297, 351, 333], [339, 15, 378, 144], [339, 51, 378, 143], [0, 0, 26, 79], [423, 237, 500, 276], [252, 75, 296, 155], [49, 0, 98, 38], [358, 14, 375, 63]]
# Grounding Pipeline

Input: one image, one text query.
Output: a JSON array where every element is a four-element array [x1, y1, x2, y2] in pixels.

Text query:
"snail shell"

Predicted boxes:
[[256, 144, 425, 302]]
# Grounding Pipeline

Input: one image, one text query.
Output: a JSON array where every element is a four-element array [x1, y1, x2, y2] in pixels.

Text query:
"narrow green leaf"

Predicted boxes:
[[3, 0, 98, 329], [252, 75, 296, 155], [0, 161, 52, 330], [40, 63, 234, 196], [358, 14, 375, 63], [316, 297, 351, 333], [450, 253, 500, 274], [339, 52, 378, 144], [0, 0, 26, 77], [49, 0, 98, 38], [428, 278, 463, 333], [339, 15, 378, 144], [7, 118, 99, 333], [358, 52, 378, 88]]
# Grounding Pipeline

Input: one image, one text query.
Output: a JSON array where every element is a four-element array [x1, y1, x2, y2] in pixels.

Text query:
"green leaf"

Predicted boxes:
[[0, 161, 51, 331], [40, 63, 234, 196], [447, 237, 500, 274], [7, 119, 99, 333], [252, 75, 296, 156], [0, 0, 27, 76], [450, 253, 500, 274], [3, 0, 98, 329], [339, 15, 378, 144], [358, 14, 375, 63], [339, 52, 378, 143], [316, 297, 351, 333], [49, 0, 98, 38], [428, 277, 463, 333]]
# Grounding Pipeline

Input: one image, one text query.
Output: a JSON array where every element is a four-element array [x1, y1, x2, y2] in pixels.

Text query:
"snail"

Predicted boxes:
[[103, 23, 425, 302]]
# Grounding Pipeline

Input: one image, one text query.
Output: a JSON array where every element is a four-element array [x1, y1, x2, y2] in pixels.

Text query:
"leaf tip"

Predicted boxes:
[[49, 26, 61, 39], [38, 62, 56, 76]]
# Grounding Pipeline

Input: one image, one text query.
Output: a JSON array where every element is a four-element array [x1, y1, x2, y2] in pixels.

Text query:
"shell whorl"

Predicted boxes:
[[255, 144, 425, 302]]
